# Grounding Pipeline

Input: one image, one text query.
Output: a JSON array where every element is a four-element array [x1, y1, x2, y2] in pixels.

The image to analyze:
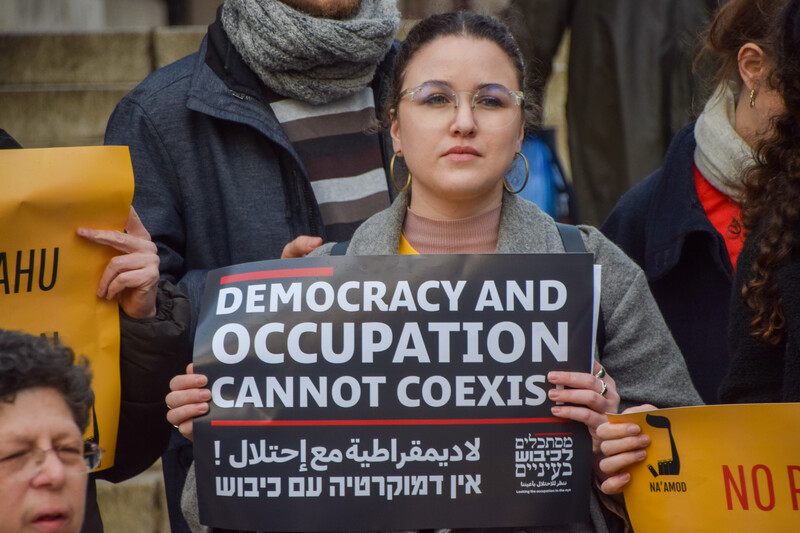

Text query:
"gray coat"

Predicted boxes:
[[315, 192, 701, 410], [183, 192, 701, 533]]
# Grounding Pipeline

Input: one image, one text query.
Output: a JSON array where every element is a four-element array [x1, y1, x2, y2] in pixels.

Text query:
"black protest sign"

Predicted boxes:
[[193, 253, 595, 531]]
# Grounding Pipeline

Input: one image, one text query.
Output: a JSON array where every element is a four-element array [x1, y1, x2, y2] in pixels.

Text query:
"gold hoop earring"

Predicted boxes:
[[390, 151, 412, 192], [503, 152, 529, 194], [749, 88, 756, 108]]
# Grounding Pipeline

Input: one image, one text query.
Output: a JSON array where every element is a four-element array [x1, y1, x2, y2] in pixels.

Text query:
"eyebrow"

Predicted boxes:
[[419, 81, 509, 90], [2, 430, 81, 446]]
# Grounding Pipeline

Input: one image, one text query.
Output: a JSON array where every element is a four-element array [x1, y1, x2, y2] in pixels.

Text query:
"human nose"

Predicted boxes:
[[450, 94, 477, 135], [29, 448, 68, 487]]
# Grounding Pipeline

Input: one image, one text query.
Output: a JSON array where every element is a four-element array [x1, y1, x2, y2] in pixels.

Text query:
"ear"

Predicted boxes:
[[738, 43, 768, 92], [514, 121, 525, 153], [390, 110, 402, 154]]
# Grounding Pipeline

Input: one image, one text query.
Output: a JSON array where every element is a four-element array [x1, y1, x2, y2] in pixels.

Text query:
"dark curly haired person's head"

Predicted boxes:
[[0, 329, 94, 432], [737, 0, 800, 344]]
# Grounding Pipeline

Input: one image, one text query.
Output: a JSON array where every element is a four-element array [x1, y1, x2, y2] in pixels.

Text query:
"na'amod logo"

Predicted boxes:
[[646, 413, 688, 494], [646, 413, 680, 477]]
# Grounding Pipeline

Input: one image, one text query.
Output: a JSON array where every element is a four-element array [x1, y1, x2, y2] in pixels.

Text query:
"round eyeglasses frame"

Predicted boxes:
[[397, 82, 524, 129], [0, 440, 104, 481]]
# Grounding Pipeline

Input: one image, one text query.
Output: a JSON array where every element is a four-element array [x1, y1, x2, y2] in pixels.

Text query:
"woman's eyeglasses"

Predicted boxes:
[[0, 440, 104, 480], [397, 82, 524, 129]]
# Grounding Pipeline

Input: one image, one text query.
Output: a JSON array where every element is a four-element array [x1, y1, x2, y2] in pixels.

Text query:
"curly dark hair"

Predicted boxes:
[[0, 329, 94, 431], [738, 0, 800, 344], [696, 0, 785, 94], [380, 11, 540, 133]]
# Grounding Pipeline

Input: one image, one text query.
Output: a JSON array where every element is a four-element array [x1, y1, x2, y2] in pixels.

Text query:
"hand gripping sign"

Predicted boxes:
[[611, 403, 800, 533], [192, 253, 597, 531]]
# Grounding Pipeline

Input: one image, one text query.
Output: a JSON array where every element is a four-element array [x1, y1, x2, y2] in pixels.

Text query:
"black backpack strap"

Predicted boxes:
[[330, 240, 350, 256], [555, 222, 606, 356], [555, 222, 586, 253]]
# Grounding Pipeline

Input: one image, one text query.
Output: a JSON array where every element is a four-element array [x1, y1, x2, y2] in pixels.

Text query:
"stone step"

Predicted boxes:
[[152, 25, 205, 69], [0, 26, 206, 87], [96, 460, 170, 533], [0, 26, 206, 147], [0, 31, 152, 86], [0, 86, 133, 147]]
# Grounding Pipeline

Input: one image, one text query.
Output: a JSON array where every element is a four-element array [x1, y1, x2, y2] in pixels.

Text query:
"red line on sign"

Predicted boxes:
[[211, 417, 567, 427], [220, 267, 334, 285]]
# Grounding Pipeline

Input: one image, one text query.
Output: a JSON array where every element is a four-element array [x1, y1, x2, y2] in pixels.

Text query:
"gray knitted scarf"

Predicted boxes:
[[221, 0, 399, 104], [694, 82, 755, 202]]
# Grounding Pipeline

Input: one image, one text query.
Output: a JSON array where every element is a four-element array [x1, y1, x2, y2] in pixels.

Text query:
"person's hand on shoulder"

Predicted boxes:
[[596, 404, 657, 494], [165, 363, 210, 441], [77, 206, 159, 319], [281, 235, 323, 258]]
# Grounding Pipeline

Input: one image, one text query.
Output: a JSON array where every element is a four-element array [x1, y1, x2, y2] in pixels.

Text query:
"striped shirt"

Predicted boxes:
[[269, 87, 391, 242]]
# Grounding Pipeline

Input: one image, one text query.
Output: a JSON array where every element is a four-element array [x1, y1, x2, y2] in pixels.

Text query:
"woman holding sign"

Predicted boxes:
[[168, 11, 702, 532]]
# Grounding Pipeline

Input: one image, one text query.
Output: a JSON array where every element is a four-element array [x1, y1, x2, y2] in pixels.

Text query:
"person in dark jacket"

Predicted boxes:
[[0, 128, 22, 149], [719, 0, 800, 404], [507, 0, 721, 226], [721, 233, 800, 403], [103, 1, 400, 530], [77, 209, 191, 533], [601, 0, 789, 405], [596, 0, 796, 497]]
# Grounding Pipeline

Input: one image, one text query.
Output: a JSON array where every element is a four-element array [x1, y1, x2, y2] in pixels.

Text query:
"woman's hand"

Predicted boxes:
[[596, 404, 657, 494], [77, 206, 159, 319], [281, 236, 323, 259], [547, 360, 621, 453], [165, 363, 210, 441]]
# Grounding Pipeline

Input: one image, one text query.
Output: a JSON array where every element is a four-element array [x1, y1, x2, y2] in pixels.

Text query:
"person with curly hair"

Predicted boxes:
[[719, 0, 800, 403], [597, 0, 798, 496], [0, 329, 100, 533], [602, 0, 789, 405]]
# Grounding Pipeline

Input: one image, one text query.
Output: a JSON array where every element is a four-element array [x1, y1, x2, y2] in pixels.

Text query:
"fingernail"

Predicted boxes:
[[549, 389, 561, 400], [627, 424, 641, 435], [622, 473, 631, 481], [636, 450, 646, 460], [77, 228, 88, 236], [548, 371, 562, 382], [196, 375, 208, 386], [639, 435, 650, 446], [551, 406, 562, 415]]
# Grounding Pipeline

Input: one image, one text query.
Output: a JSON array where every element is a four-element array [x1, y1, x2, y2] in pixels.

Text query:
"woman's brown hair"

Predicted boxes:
[[696, 0, 784, 91], [381, 11, 540, 132], [738, 0, 800, 344]]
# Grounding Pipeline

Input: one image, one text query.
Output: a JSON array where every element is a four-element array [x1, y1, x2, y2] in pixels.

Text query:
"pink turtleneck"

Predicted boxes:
[[401, 204, 502, 254]]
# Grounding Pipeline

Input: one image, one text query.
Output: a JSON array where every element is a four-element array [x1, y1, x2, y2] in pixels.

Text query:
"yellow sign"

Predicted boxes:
[[610, 403, 800, 532], [0, 146, 134, 470]]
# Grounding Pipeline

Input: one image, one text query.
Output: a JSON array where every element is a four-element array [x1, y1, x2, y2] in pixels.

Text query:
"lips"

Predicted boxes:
[[443, 145, 481, 161], [31, 509, 70, 532]]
